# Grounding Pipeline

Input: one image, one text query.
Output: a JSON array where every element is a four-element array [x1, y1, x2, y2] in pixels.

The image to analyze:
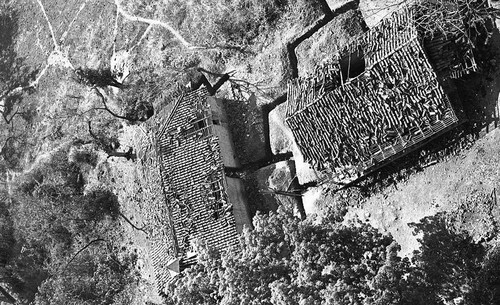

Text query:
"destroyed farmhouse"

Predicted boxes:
[[136, 86, 252, 295], [286, 4, 481, 183]]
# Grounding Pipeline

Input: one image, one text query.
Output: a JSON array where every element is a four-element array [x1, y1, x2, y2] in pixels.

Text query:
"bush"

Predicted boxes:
[[68, 148, 99, 168], [470, 246, 500, 304], [119, 76, 158, 122], [81, 187, 120, 222], [166, 202, 500, 305], [34, 252, 138, 305], [213, 0, 288, 45]]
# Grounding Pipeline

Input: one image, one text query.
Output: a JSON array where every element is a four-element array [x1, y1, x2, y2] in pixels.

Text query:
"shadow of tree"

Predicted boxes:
[[407, 213, 485, 304], [405, 210, 500, 305]]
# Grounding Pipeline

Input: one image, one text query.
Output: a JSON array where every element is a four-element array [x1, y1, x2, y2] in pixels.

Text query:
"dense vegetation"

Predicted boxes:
[[0, 144, 141, 304], [166, 202, 500, 305]]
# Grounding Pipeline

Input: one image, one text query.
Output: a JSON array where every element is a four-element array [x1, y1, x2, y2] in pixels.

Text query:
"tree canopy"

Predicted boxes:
[[166, 202, 500, 305], [0, 144, 141, 304], [166, 204, 410, 305]]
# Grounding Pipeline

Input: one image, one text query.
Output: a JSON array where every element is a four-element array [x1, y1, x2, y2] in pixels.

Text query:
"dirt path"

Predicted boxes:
[[1, 0, 79, 104], [34, 0, 58, 50], [113, 0, 198, 49]]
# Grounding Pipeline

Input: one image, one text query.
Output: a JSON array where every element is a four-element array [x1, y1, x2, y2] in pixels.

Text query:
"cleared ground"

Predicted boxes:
[[347, 128, 500, 256]]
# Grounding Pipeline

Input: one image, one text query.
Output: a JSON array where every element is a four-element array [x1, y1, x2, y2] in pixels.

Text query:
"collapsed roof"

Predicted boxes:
[[286, 1, 492, 182]]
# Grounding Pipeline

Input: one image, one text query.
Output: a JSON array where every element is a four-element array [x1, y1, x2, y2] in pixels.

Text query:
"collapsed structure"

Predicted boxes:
[[136, 86, 251, 295], [286, 1, 491, 182]]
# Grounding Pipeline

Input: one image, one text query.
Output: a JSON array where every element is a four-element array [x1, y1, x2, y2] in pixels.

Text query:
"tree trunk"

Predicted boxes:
[[92, 88, 136, 122], [106, 149, 136, 161], [190, 71, 230, 95], [224, 152, 293, 175]]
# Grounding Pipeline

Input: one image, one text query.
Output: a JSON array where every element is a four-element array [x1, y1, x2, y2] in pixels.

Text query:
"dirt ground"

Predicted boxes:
[[346, 128, 500, 256]]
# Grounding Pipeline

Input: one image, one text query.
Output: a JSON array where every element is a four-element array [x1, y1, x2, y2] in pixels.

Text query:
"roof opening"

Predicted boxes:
[[339, 47, 365, 82], [188, 116, 212, 138], [194, 118, 207, 130]]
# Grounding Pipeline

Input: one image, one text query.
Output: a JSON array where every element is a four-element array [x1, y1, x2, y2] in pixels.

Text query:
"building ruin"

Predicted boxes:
[[136, 86, 252, 296], [286, 1, 493, 183]]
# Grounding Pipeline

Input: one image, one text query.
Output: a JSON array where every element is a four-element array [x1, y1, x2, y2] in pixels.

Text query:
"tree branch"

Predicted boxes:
[[0, 136, 15, 155], [92, 87, 134, 122], [61, 238, 106, 273], [118, 211, 146, 232], [88, 121, 136, 161], [2, 104, 21, 125]]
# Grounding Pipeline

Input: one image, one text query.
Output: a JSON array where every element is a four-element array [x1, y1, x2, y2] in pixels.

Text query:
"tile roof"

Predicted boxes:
[[354, 5, 417, 67], [287, 6, 419, 119], [133, 128, 178, 293], [138, 87, 240, 295], [423, 31, 477, 79], [286, 5, 463, 182], [358, 3, 476, 75]]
